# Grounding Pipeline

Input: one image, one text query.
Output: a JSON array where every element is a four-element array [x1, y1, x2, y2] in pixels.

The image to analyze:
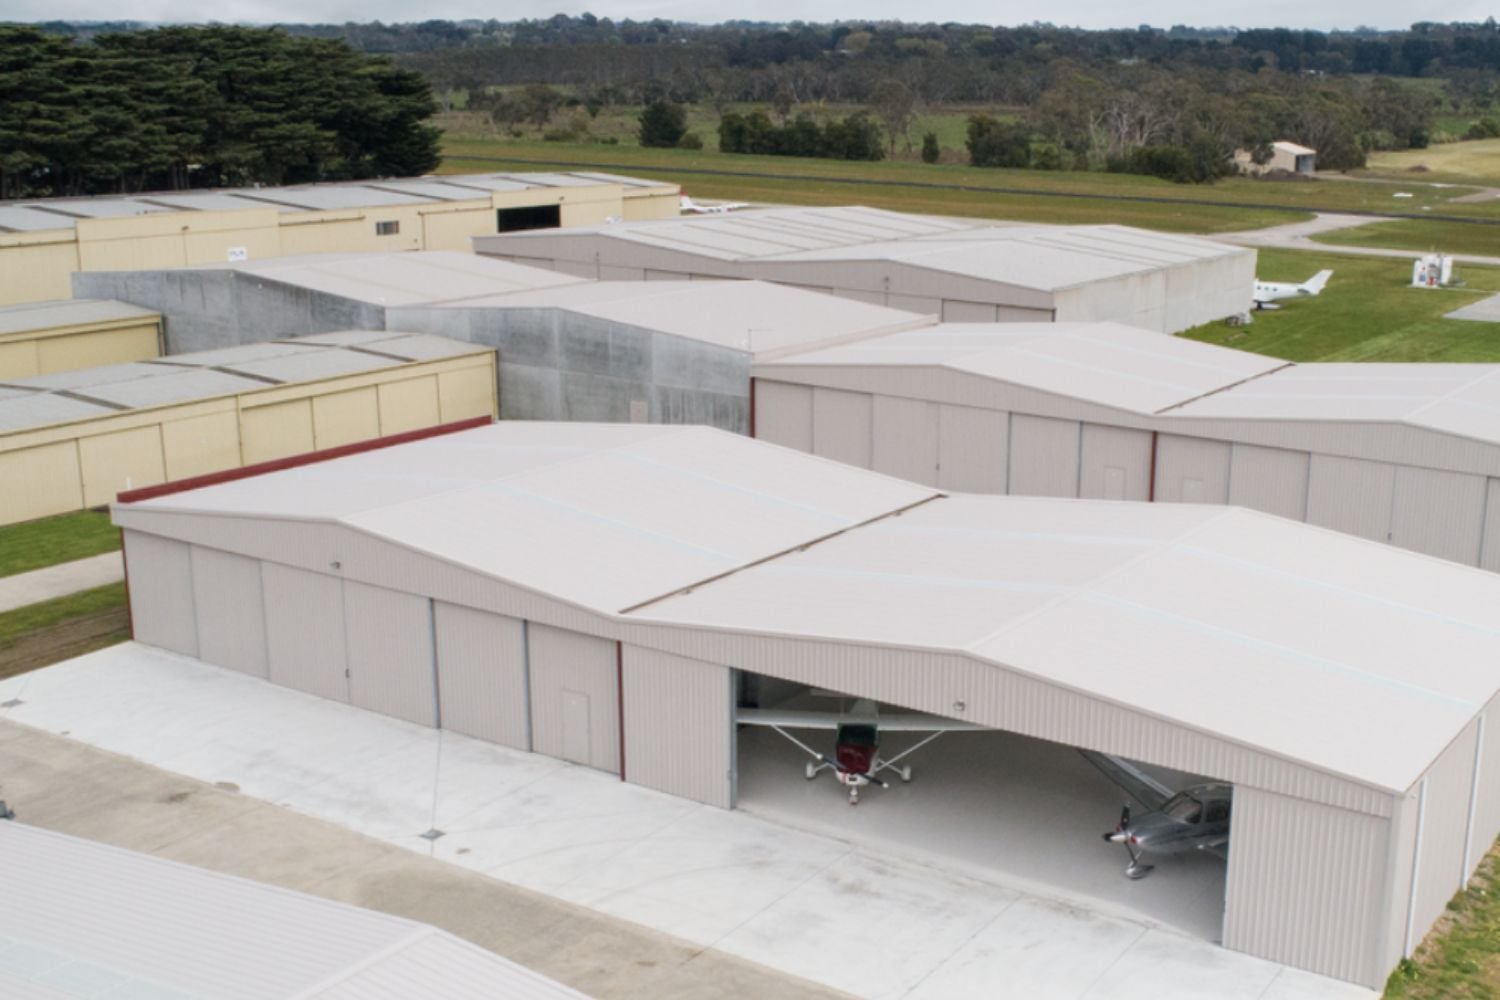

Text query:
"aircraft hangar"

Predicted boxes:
[[471, 205, 1254, 333], [752, 322, 1500, 573], [111, 420, 1500, 990]]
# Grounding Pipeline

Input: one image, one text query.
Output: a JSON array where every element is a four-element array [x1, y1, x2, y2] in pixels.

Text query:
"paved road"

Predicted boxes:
[[1218, 212, 1500, 267], [0, 551, 123, 613]]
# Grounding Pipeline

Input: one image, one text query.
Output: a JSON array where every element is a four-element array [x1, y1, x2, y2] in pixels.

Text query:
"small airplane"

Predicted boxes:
[[1252, 269, 1332, 309], [681, 194, 749, 215], [1082, 750, 1231, 879], [737, 697, 982, 804]]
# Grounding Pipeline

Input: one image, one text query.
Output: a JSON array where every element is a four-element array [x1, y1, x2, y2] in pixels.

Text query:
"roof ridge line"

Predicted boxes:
[[1153, 360, 1295, 415]]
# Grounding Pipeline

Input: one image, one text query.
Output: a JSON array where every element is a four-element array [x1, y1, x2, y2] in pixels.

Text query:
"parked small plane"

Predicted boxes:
[[1252, 269, 1333, 309], [1082, 750, 1231, 879], [737, 697, 982, 804], [681, 194, 749, 214]]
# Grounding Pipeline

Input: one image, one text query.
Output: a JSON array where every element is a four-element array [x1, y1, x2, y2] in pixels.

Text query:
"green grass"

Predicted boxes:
[[0, 582, 126, 646], [1313, 218, 1500, 258], [0, 511, 121, 579], [1180, 248, 1500, 361], [1385, 838, 1500, 999], [1361, 137, 1500, 187], [440, 116, 1500, 223]]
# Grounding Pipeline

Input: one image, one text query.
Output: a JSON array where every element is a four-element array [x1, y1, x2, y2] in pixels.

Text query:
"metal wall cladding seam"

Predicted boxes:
[[1471, 698, 1500, 876], [79, 425, 166, 507], [527, 623, 619, 774], [1153, 434, 1232, 504], [433, 602, 529, 750], [240, 399, 316, 464], [310, 387, 381, 451], [1078, 424, 1152, 501], [1410, 719, 1482, 950], [375, 377, 442, 438], [261, 562, 349, 704], [1483, 481, 1500, 572], [1008, 413, 1081, 498], [1306, 454, 1397, 544], [1168, 419, 1500, 480], [615, 624, 1393, 816], [937, 404, 1008, 493], [1228, 444, 1310, 522], [873, 394, 940, 486], [1221, 786, 1392, 988], [621, 644, 733, 808], [753, 380, 813, 452], [123, 529, 199, 657], [1388, 466, 1489, 565], [1378, 790, 1421, 978], [342, 580, 436, 727], [811, 387, 874, 470], [189, 545, 267, 679]]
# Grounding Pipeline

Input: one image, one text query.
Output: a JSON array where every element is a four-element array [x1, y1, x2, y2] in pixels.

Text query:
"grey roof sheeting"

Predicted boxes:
[[0, 172, 676, 233], [0, 822, 589, 1000], [0, 299, 158, 338], [0, 331, 488, 434], [116, 422, 1500, 797]]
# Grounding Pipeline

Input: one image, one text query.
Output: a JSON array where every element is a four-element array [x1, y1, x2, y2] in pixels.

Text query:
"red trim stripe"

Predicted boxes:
[[116, 416, 493, 505]]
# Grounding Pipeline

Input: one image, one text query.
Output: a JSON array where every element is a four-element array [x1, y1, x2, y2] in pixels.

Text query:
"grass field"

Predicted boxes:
[[1362, 137, 1500, 187], [1313, 218, 1500, 258], [0, 510, 120, 579], [1386, 837, 1500, 999], [1181, 248, 1500, 361]]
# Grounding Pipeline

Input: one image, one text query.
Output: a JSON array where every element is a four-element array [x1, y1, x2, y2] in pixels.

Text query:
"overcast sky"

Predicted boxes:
[[5, 1, 1495, 31]]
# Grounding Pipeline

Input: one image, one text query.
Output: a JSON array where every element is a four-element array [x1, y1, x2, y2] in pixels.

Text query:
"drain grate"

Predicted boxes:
[[1, 699, 23, 708], [419, 828, 445, 841]]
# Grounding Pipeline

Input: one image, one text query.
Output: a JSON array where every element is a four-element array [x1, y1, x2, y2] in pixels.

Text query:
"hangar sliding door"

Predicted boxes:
[[343, 581, 436, 727], [434, 602, 530, 750], [528, 624, 619, 774], [189, 546, 267, 679], [125, 531, 198, 658], [261, 563, 349, 704], [622, 645, 733, 808]]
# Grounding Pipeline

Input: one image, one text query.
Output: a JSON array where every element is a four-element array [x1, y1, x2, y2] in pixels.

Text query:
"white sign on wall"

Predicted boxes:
[[227, 247, 249, 262]]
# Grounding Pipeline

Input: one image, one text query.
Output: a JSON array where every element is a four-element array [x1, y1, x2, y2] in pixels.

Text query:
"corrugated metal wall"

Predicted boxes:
[[261, 562, 349, 704], [621, 645, 733, 808], [527, 623, 619, 774], [343, 581, 436, 727], [124, 530, 198, 657], [189, 545, 266, 678], [1078, 424, 1152, 501], [811, 388, 872, 469], [1222, 786, 1393, 987], [1228, 445, 1309, 521], [1306, 455, 1396, 543], [872, 395, 939, 485], [1408, 719, 1482, 953], [1484, 480, 1500, 572], [1389, 467, 1488, 564], [1153, 434, 1231, 504], [1468, 699, 1500, 877], [937, 405, 1007, 493], [754, 380, 812, 451], [1008, 414, 1080, 497], [434, 602, 530, 750]]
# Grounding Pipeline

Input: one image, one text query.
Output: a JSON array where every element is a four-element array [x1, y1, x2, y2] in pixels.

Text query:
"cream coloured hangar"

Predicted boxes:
[[112, 421, 1500, 991]]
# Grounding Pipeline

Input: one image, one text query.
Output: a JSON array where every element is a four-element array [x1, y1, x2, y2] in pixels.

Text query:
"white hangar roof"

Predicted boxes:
[[114, 423, 1500, 796], [0, 299, 157, 337], [418, 280, 933, 359], [0, 822, 588, 1000], [761, 322, 1285, 415], [0, 331, 485, 433]]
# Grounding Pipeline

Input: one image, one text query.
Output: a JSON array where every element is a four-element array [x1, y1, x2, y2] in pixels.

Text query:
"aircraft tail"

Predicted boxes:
[[1302, 270, 1333, 295]]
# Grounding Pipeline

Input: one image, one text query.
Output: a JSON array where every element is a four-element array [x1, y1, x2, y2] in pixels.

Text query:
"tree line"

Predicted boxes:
[[0, 26, 442, 200]]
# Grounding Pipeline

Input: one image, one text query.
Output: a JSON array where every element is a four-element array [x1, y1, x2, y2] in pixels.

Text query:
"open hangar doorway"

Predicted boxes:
[[732, 672, 1229, 942]]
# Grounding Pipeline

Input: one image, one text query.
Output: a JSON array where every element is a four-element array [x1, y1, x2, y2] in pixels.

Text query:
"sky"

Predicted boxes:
[[4, 0, 1496, 31]]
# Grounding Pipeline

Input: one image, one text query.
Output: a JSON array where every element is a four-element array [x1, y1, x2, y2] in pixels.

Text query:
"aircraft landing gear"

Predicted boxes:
[[805, 761, 818, 780]]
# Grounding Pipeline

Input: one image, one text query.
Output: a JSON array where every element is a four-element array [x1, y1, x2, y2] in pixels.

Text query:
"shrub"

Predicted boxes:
[[966, 115, 1031, 168], [638, 101, 688, 148], [921, 132, 940, 163], [677, 132, 704, 150]]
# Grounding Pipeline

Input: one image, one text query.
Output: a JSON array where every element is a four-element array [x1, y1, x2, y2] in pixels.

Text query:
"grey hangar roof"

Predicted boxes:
[[114, 421, 1500, 798]]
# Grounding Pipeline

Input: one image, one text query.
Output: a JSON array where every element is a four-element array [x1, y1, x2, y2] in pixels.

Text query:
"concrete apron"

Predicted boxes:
[[0, 643, 1375, 1000]]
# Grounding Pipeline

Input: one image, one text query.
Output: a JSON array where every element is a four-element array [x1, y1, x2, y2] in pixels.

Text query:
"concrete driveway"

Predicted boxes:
[[0, 643, 1375, 1000]]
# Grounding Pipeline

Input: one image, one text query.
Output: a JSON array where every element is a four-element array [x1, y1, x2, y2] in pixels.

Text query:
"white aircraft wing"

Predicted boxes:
[[736, 707, 983, 732], [1079, 750, 1174, 813]]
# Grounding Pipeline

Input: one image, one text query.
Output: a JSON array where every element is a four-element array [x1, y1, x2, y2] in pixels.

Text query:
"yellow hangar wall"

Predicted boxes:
[[0, 314, 163, 381], [0, 351, 497, 526], [0, 181, 682, 307]]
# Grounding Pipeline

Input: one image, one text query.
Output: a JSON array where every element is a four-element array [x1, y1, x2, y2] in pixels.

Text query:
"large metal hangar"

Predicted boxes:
[[753, 323, 1500, 573], [0, 822, 588, 999], [0, 298, 163, 380], [0, 171, 680, 307], [113, 421, 1500, 989], [0, 331, 495, 526], [472, 205, 1254, 333], [78, 252, 931, 432]]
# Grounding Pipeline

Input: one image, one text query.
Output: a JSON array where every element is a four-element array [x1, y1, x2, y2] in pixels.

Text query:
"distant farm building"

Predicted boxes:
[[1235, 141, 1317, 176]]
